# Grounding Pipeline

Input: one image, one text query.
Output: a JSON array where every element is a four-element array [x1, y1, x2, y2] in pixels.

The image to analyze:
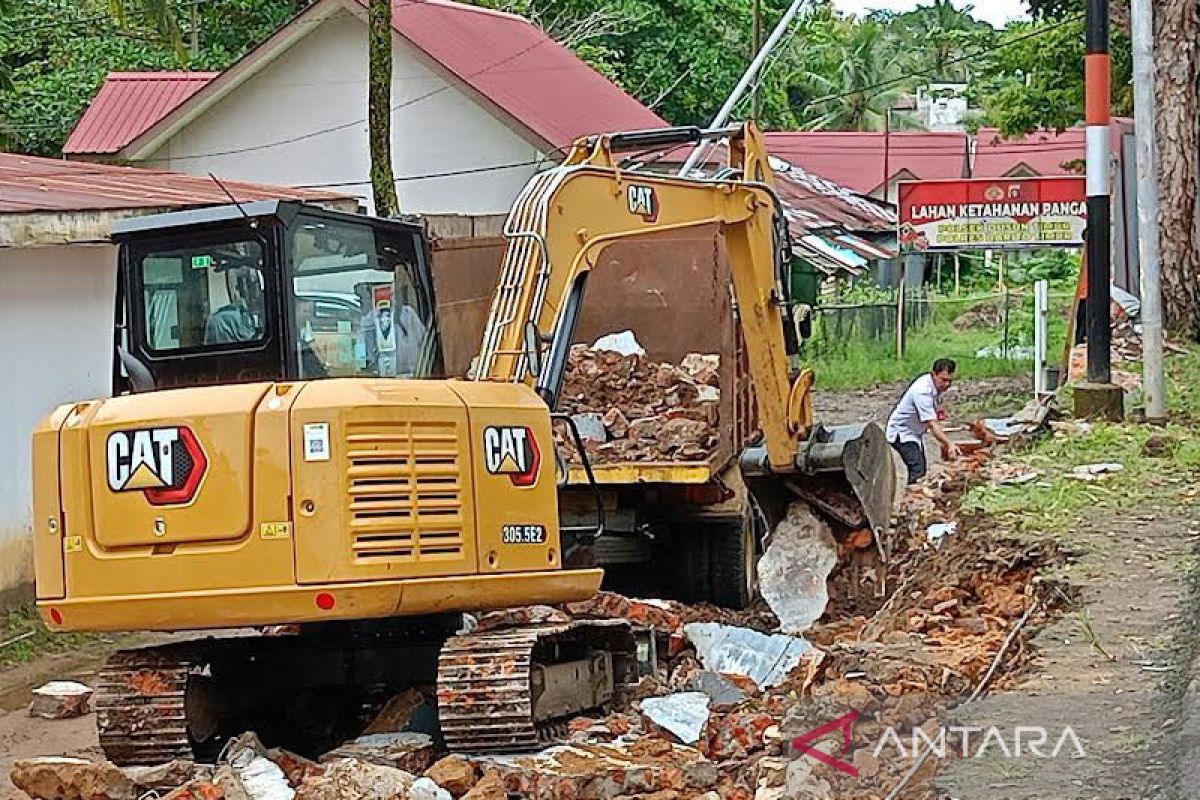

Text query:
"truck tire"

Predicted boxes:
[[709, 519, 759, 610], [672, 530, 712, 604]]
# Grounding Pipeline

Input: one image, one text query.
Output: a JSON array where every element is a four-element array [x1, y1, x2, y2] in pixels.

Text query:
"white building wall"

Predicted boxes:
[[0, 245, 115, 598], [144, 9, 544, 215]]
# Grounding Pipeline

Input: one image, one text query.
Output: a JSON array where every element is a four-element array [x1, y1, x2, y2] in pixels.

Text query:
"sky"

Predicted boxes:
[[831, 0, 1030, 28]]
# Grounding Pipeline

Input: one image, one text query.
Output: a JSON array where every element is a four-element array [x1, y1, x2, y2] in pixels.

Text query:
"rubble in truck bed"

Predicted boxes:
[[555, 345, 721, 464], [13, 455, 1069, 800]]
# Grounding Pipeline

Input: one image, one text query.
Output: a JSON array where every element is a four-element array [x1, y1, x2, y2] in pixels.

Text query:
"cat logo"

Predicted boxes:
[[483, 426, 541, 487], [106, 426, 208, 506], [627, 184, 659, 222]]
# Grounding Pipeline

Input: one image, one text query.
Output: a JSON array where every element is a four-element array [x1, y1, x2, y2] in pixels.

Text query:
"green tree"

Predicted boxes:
[[888, 0, 994, 81], [969, 13, 1132, 137], [790, 18, 915, 131], [0, 1, 310, 155]]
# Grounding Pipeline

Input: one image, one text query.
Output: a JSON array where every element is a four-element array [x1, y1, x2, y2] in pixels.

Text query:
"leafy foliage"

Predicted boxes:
[[969, 12, 1133, 136], [0, 0, 313, 155]]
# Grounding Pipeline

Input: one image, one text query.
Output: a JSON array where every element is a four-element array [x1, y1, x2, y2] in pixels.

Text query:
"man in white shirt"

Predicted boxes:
[[886, 358, 962, 484]]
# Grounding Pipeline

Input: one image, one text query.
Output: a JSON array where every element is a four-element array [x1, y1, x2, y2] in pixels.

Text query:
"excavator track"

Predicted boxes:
[[437, 620, 637, 752], [95, 645, 200, 766]]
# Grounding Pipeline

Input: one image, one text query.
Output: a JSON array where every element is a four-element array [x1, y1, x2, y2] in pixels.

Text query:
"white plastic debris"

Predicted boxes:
[[997, 471, 1039, 486], [409, 776, 452, 800], [758, 501, 837, 633], [592, 330, 645, 357], [1068, 462, 1124, 481], [571, 412, 608, 443], [232, 755, 294, 800], [696, 385, 720, 403], [640, 692, 710, 744], [684, 622, 816, 690], [926, 522, 958, 548]]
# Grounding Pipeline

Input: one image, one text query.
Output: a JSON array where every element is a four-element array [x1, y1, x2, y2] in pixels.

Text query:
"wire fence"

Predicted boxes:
[[803, 286, 1075, 361]]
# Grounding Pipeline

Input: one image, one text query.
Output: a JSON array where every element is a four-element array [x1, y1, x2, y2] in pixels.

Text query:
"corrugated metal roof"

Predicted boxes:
[[0, 152, 347, 213], [764, 131, 969, 195], [380, 0, 665, 149], [63, 72, 218, 155]]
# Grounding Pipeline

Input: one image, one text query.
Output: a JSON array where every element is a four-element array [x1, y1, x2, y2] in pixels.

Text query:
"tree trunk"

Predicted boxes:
[[369, 0, 399, 217], [1154, 0, 1200, 338]]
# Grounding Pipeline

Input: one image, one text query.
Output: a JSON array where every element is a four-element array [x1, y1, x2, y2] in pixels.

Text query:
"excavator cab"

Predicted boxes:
[[111, 200, 444, 394]]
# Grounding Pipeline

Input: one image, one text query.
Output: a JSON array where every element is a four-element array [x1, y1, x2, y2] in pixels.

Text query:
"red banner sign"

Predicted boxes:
[[898, 177, 1087, 252]]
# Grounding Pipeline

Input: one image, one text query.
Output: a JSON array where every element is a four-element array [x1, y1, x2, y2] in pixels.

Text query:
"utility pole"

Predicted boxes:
[[1132, 0, 1167, 420], [679, 0, 807, 175], [1076, 0, 1125, 420], [751, 0, 763, 121], [882, 108, 892, 201]]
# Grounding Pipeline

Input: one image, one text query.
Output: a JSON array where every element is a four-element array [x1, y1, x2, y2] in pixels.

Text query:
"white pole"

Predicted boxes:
[[1034, 279, 1049, 396], [678, 0, 808, 175], [1132, 0, 1167, 420]]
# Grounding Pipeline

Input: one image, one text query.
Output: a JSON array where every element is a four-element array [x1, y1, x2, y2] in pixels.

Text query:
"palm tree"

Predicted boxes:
[[796, 20, 914, 132], [895, 0, 990, 82]]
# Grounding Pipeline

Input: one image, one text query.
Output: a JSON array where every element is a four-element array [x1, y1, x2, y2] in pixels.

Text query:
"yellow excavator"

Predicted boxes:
[[31, 123, 892, 764]]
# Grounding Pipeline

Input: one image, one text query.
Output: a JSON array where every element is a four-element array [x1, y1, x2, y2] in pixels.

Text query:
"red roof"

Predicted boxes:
[[973, 127, 1089, 177], [63, 72, 217, 155], [0, 152, 346, 213], [972, 124, 1139, 177], [764, 132, 968, 194], [377, 0, 664, 148]]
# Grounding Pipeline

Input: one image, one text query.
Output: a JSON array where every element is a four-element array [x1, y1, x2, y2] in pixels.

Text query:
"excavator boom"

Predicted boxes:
[[474, 123, 895, 534]]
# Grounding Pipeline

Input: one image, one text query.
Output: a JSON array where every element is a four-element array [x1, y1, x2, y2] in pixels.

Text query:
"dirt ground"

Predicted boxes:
[[0, 649, 110, 800], [935, 506, 1197, 800], [815, 375, 1031, 428]]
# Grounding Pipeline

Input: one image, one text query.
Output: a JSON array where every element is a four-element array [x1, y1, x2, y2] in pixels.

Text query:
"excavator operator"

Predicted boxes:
[[204, 264, 264, 345]]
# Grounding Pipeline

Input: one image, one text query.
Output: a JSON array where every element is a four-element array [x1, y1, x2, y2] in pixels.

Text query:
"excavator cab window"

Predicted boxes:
[[114, 201, 443, 393], [140, 239, 267, 351], [289, 215, 439, 380]]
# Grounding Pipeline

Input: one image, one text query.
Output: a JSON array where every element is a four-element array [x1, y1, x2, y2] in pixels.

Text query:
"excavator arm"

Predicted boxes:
[[474, 123, 894, 536], [476, 123, 809, 473]]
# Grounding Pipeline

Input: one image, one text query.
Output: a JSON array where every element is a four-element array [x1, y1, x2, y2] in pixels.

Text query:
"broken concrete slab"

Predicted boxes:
[[28, 681, 93, 720], [640, 692, 710, 745], [294, 758, 415, 800], [459, 770, 505, 800], [320, 732, 436, 775], [683, 622, 817, 690], [478, 738, 713, 799], [685, 670, 749, 709], [424, 755, 476, 797], [123, 760, 210, 793], [757, 501, 837, 634], [9, 757, 135, 800], [364, 689, 425, 734]]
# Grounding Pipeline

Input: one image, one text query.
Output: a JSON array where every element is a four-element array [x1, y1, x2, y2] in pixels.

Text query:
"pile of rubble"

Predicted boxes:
[[11, 442, 1065, 800], [556, 345, 721, 464]]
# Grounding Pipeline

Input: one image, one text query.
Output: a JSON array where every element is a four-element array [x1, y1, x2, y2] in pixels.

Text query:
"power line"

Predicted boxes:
[[802, 13, 1086, 110], [138, 12, 558, 163]]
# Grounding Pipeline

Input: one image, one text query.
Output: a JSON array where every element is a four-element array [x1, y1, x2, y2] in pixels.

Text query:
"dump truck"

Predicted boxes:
[[31, 123, 892, 765]]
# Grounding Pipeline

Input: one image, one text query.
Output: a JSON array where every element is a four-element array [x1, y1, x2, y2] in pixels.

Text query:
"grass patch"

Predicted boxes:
[[963, 347, 1200, 549], [0, 605, 103, 669], [805, 289, 1073, 391]]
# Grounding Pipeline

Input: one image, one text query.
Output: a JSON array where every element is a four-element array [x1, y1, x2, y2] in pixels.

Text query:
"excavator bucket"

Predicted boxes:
[[789, 422, 898, 543]]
